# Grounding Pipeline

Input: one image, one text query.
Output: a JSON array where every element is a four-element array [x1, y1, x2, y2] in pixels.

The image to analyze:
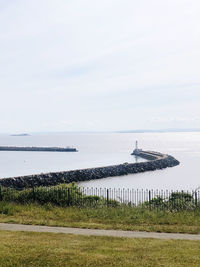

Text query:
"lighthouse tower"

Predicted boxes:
[[131, 140, 141, 155], [135, 141, 138, 152]]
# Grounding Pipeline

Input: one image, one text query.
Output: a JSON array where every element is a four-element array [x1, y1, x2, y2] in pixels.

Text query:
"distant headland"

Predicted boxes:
[[10, 134, 30, 136], [116, 128, 200, 133]]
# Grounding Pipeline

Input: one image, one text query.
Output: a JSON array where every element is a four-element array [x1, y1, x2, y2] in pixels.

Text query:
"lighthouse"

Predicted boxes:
[[131, 141, 142, 155], [135, 140, 138, 152]]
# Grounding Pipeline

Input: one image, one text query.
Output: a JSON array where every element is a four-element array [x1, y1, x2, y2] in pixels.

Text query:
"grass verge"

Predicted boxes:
[[1, 202, 200, 234], [0, 230, 200, 267]]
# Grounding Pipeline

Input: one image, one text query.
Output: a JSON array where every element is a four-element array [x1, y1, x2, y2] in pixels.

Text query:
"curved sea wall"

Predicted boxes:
[[0, 151, 180, 189]]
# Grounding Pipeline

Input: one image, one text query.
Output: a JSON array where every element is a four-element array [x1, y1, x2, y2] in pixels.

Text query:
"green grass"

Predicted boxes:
[[1, 202, 200, 234], [0, 230, 200, 267]]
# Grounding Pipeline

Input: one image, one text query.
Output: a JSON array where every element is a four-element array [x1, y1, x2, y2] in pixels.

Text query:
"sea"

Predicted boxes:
[[0, 132, 200, 190]]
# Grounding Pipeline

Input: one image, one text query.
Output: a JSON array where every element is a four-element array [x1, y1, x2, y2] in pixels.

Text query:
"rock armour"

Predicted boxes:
[[0, 151, 180, 189]]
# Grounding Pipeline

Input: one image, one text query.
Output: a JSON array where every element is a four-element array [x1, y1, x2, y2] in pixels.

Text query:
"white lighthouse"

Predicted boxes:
[[135, 140, 138, 151], [131, 141, 142, 155]]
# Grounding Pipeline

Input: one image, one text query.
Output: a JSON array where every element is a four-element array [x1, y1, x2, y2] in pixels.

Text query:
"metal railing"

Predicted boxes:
[[80, 188, 200, 210], [0, 185, 200, 210]]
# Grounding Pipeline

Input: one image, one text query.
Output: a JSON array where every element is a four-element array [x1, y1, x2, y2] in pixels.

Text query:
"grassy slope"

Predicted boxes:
[[1, 202, 200, 234], [0, 230, 200, 267]]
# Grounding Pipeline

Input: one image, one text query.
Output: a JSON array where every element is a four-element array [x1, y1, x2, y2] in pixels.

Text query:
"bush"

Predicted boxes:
[[169, 192, 193, 203], [0, 202, 15, 215], [168, 192, 195, 211], [0, 183, 120, 207]]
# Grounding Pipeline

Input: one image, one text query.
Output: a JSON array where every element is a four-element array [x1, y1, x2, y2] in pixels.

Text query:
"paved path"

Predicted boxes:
[[0, 223, 200, 240]]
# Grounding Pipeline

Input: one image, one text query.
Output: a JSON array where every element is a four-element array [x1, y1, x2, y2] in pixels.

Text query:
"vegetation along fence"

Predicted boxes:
[[0, 183, 200, 211]]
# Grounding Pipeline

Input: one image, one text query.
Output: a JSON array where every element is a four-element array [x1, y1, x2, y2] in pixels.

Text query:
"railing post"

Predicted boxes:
[[195, 191, 198, 209], [32, 186, 35, 202], [67, 188, 70, 206], [0, 186, 2, 201], [149, 190, 151, 210], [107, 189, 109, 206]]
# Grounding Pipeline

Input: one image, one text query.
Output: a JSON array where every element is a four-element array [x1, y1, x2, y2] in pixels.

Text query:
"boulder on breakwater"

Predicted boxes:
[[0, 151, 180, 189]]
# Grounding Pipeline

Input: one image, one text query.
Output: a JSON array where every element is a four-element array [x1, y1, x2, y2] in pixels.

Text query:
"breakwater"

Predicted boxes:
[[0, 151, 180, 189], [0, 146, 77, 152]]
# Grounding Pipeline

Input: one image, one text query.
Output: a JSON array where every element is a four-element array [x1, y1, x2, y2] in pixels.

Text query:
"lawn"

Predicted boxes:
[[0, 230, 200, 267], [1, 202, 200, 234]]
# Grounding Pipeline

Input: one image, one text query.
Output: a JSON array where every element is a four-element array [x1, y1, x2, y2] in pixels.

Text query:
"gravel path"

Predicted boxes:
[[0, 223, 200, 240]]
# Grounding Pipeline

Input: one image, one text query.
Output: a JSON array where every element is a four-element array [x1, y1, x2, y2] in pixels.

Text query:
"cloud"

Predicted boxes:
[[0, 0, 200, 132]]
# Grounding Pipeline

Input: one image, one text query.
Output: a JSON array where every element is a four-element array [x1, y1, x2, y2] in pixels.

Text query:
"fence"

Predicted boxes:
[[0, 185, 200, 210], [80, 188, 200, 210]]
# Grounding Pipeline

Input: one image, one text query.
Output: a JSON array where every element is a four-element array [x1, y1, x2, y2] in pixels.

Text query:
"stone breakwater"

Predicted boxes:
[[0, 151, 180, 189], [0, 146, 77, 152]]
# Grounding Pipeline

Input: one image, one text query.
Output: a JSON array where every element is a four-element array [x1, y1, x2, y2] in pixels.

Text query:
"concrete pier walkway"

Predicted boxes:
[[0, 223, 200, 241]]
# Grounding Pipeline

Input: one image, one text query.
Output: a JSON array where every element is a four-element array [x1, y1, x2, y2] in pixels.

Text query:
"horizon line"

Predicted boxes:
[[1, 128, 200, 135]]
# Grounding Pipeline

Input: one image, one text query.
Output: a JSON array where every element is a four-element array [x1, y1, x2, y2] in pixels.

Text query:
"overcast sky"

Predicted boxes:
[[1, 0, 200, 133]]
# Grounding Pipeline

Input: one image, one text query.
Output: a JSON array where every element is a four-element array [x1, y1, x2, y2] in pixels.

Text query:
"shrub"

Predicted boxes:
[[0, 183, 120, 207], [168, 192, 195, 211]]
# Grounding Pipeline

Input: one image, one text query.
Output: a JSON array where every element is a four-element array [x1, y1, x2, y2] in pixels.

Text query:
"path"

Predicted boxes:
[[0, 223, 200, 240]]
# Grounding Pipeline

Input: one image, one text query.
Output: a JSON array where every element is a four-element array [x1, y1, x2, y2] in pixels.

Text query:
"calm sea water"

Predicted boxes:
[[0, 132, 200, 190]]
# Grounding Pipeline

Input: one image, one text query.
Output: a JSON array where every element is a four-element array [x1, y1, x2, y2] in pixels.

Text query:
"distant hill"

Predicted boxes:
[[11, 134, 30, 136], [116, 129, 200, 133]]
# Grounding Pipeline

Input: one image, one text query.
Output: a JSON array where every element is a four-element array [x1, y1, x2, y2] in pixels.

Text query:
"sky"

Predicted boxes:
[[0, 0, 200, 133]]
